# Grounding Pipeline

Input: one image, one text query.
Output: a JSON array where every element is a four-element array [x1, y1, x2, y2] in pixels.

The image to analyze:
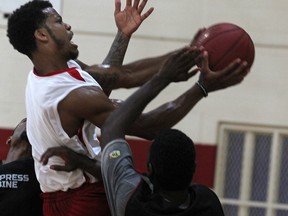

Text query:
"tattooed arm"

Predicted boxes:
[[103, 0, 153, 66], [75, 52, 171, 93], [77, 0, 153, 96]]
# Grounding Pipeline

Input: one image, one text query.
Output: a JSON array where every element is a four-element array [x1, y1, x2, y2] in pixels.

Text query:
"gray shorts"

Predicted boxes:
[[101, 139, 141, 216]]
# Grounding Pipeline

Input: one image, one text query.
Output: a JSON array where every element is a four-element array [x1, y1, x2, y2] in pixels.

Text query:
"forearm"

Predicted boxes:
[[87, 52, 172, 89], [119, 52, 173, 88], [101, 74, 170, 146], [76, 154, 102, 180], [41, 147, 103, 180], [102, 31, 130, 66], [99, 31, 130, 96], [128, 84, 204, 140]]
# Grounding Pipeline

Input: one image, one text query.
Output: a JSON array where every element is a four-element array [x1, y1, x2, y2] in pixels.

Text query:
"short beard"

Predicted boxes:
[[44, 25, 78, 60]]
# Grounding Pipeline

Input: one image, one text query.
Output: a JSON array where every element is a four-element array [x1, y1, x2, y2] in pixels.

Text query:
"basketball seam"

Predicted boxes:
[[201, 28, 241, 44], [213, 32, 246, 69]]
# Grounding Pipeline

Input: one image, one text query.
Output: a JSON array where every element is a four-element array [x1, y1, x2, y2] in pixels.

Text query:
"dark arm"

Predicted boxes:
[[126, 84, 203, 140], [40, 146, 102, 180], [77, 51, 173, 91], [104, 51, 250, 141]]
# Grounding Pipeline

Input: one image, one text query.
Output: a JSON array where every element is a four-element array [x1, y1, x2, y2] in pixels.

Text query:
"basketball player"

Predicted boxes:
[[0, 119, 42, 216], [7, 1, 248, 216], [7, 0, 155, 215]]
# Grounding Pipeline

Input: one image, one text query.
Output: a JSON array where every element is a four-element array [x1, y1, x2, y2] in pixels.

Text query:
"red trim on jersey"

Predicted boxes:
[[77, 124, 84, 145], [67, 68, 85, 82], [33, 67, 85, 82]]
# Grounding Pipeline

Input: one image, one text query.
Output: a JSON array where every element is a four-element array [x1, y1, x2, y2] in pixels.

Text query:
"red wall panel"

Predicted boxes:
[[193, 144, 217, 188], [0, 128, 12, 160], [128, 138, 217, 188]]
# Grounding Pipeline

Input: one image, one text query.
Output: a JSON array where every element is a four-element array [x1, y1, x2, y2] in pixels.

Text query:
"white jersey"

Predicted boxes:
[[26, 60, 102, 192]]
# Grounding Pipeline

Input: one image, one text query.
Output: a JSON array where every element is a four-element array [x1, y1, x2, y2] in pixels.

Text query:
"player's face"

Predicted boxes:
[[42, 8, 79, 60]]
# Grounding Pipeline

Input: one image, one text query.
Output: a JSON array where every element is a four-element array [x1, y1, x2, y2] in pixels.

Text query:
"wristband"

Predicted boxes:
[[196, 81, 208, 97]]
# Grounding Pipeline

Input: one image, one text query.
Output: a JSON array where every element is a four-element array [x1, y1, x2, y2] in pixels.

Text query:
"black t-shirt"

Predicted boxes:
[[0, 158, 43, 216], [125, 180, 225, 216]]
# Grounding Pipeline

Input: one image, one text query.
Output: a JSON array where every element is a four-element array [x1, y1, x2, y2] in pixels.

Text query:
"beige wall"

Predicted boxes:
[[0, 0, 287, 144]]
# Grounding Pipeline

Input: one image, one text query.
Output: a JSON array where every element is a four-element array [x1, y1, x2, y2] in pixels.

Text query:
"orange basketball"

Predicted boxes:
[[194, 23, 255, 70]]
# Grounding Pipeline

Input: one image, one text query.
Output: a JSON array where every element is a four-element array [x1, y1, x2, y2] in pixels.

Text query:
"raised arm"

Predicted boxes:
[[102, 0, 154, 66], [79, 0, 153, 96]]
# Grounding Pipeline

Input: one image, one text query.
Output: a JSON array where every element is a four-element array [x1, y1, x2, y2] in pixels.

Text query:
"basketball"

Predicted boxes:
[[194, 23, 255, 71]]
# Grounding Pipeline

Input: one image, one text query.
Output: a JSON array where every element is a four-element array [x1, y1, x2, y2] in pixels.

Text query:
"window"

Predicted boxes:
[[214, 123, 288, 216]]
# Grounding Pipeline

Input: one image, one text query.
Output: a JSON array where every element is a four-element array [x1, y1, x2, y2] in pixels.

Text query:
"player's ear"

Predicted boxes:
[[34, 28, 48, 42]]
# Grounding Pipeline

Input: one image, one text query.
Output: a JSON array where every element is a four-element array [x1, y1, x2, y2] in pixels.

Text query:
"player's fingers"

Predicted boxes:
[[225, 61, 249, 86], [187, 68, 200, 79], [178, 49, 199, 71], [175, 50, 194, 69], [115, 0, 121, 14], [231, 61, 249, 80], [192, 47, 205, 65], [40, 149, 56, 164], [40, 147, 67, 164], [199, 51, 209, 72], [133, 0, 140, 9], [171, 46, 198, 69], [240, 61, 250, 76], [177, 47, 203, 68], [126, 0, 132, 6], [241, 64, 250, 77], [189, 46, 204, 61], [221, 58, 243, 76], [190, 28, 206, 46], [171, 46, 189, 60], [50, 165, 69, 171], [40, 154, 49, 165], [141, 7, 154, 21], [137, 0, 149, 14]]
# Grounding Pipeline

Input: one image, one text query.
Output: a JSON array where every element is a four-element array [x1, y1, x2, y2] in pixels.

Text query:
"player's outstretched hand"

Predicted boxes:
[[157, 46, 203, 83], [197, 51, 249, 93], [115, 0, 154, 37], [40, 146, 85, 172], [190, 28, 207, 46]]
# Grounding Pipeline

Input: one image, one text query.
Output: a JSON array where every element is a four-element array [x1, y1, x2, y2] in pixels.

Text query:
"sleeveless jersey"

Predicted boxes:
[[26, 60, 102, 192]]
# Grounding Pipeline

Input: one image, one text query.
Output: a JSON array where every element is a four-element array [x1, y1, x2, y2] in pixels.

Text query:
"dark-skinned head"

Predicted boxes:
[[4, 118, 31, 164], [7, 1, 52, 58], [148, 129, 196, 191]]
